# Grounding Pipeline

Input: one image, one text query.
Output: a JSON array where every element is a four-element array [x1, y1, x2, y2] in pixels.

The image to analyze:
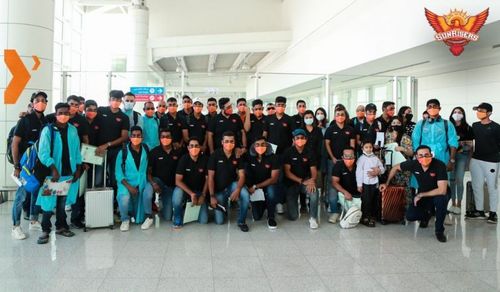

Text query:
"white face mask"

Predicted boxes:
[[123, 101, 135, 111], [363, 151, 374, 157], [452, 113, 463, 121], [304, 118, 314, 125], [315, 114, 325, 121]]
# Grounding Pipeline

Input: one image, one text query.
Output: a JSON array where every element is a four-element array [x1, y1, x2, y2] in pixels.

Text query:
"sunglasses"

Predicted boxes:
[[145, 107, 155, 110], [266, 107, 275, 111], [157, 104, 166, 108]]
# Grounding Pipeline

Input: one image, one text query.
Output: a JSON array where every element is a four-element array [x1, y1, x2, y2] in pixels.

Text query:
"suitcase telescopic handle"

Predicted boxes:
[[92, 151, 107, 189]]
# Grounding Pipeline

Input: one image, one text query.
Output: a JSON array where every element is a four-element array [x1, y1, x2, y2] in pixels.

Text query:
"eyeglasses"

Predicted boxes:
[[416, 154, 432, 158], [427, 104, 440, 109], [145, 107, 155, 110], [254, 143, 267, 147], [157, 104, 166, 108], [223, 140, 235, 144], [266, 107, 275, 111], [188, 144, 200, 148]]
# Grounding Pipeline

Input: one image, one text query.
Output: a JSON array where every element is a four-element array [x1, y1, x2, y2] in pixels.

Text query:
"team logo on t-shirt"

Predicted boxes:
[[198, 168, 204, 172], [345, 131, 350, 135], [173, 156, 178, 160], [265, 164, 270, 168], [232, 160, 237, 165], [303, 158, 308, 162], [430, 172, 436, 177], [232, 119, 236, 123], [73, 123, 79, 127], [201, 125, 205, 128], [116, 118, 121, 122], [282, 123, 288, 127]]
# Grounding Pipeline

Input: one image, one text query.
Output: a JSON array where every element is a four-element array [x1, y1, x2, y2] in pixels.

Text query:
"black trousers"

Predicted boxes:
[[41, 196, 69, 233], [361, 183, 379, 219]]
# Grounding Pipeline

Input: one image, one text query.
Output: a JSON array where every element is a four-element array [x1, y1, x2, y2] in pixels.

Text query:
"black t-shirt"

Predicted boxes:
[[129, 144, 144, 170], [472, 121, 500, 163], [303, 126, 323, 165], [356, 121, 381, 146], [207, 149, 244, 192], [208, 113, 244, 149], [266, 114, 295, 154], [349, 117, 365, 133], [176, 154, 208, 192], [97, 107, 130, 148], [58, 126, 72, 176], [177, 109, 192, 121], [14, 112, 47, 155], [184, 114, 207, 145], [87, 116, 102, 146], [332, 161, 359, 197], [245, 154, 279, 186], [376, 115, 391, 133], [160, 113, 187, 144], [149, 146, 182, 187], [247, 114, 268, 146], [282, 146, 316, 185], [292, 114, 304, 129], [47, 113, 89, 143], [400, 159, 448, 193], [324, 123, 356, 159]]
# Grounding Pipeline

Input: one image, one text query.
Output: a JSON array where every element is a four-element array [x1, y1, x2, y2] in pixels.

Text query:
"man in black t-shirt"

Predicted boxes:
[[291, 99, 307, 129], [246, 137, 280, 229], [183, 99, 208, 152], [172, 137, 209, 227], [266, 96, 295, 155], [160, 97, 188, 150], [208, 131, 251, 232], [207, 97, 246, 155], [177, 95, 193, 120], [247, 99, 268, 146], [381, 145, 449, 242], [95, 90, 130, 188], [11, 92, 49, 240], [283, 129, 319, 229], [146, 129, 182, 223], [467, 103, 500, 223]]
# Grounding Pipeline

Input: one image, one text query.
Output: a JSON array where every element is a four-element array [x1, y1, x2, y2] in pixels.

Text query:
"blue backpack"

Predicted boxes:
[[19, 125, 55, 193]]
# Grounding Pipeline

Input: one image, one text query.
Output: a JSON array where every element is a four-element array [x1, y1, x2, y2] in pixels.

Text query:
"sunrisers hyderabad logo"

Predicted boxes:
[[424, 8, 489, 56]]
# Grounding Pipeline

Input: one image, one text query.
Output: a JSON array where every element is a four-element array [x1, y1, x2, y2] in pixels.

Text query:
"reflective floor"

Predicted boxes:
[[1, 201, 500, 292]]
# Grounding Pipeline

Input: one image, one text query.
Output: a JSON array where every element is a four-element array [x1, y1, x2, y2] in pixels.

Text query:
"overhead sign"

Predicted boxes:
[[129, 86, 165, 102], [3, 49, 41, 104], [425, 8, 489, 56]]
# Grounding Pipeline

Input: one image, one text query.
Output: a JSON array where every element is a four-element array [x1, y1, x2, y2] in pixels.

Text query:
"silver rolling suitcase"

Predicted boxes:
[[84, 155, 114, 231]]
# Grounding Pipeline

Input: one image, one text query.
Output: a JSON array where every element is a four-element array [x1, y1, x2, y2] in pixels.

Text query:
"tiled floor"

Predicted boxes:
[[1, 201, 500, 292]]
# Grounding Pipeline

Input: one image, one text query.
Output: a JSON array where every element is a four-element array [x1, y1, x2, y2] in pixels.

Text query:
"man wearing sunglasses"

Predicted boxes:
[[205, 97, 218, 125], [266, 103, 276, 116], [155, 99, 167, 120], [380, 145, 449, 242], [142, 101, 160, 149]]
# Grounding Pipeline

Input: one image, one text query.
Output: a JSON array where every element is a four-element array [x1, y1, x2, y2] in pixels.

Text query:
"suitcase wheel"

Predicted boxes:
[[380, 220, 387, 225], [109, 225, 114, 230], [83, 227, 87, 232]]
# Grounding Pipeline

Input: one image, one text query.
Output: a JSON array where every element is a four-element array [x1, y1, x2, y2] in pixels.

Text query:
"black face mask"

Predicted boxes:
[[405, 114, 413, 122], [390, 125, 403, 133]]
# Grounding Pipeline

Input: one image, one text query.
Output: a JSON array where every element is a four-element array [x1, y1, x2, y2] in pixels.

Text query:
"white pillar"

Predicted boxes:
[[127, 0, 149, 87], [0, 0, 54, 187]]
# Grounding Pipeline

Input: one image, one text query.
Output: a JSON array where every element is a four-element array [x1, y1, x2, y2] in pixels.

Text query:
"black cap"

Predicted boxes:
[[426, 98, 440, 107], [473, 102, 493, 112], [109, 90, 125, 99]]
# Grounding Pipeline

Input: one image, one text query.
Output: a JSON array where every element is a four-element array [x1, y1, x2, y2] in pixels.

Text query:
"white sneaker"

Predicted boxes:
[[444, 215, 453, 226], [276, 203, 284, 214], [328, 213, 340, 224], [65, 205, 71, 212], [141, 218, 154, 230], [12, 226, 27, 240], [120, 220, 130, 232], [309, 218, 319, 229], [29, 221, 42, 231], [454, 206, 461, 215]]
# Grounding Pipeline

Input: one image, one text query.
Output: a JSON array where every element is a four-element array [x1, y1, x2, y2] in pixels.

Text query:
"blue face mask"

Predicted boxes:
[[123, 101, 135, 111]]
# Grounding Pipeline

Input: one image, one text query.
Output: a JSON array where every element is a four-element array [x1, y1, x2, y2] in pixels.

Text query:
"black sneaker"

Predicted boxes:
[[267, 218, 277, 230], [71, 221, 85, 229], [238, 223, 249, 232], [419, 220, 429, 228], [487, 212, 497, 224], [37, 232, 50, 244], [466, 210, 487, 220], [435, 232, 447, 243]]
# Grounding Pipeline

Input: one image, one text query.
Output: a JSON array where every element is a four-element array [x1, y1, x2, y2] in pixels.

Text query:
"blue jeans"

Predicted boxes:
[[172, 187, 208, 225], [286, 183, 319, 220], [11, 186, 41, 226], [118, 184, 153, 222], [406, 194, 448, 233], [449, 152, 468, 201], [214, 182, 250, 225], [251, 184, 279, 220], [327, 159, 339, 214], [144, 177, 174, 221]]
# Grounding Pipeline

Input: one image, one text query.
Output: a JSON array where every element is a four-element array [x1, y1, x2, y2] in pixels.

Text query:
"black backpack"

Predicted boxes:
[[6, 125, 16, 164], [121, 143, 149, 174]]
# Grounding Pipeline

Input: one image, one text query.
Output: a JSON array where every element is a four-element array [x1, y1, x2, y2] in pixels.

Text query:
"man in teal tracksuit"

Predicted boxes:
[[142, 101, 160, 149], [115, 126, 152, 231], [37, 103, 82, 244]]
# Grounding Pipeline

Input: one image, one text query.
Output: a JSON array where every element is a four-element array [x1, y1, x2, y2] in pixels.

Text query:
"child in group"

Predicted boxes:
[[356, 141, 385, 227]]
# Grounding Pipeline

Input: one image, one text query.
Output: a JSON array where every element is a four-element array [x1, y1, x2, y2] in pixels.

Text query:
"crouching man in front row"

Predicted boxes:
[[116, 126, 153, 231], [380, 145, 449, 243]]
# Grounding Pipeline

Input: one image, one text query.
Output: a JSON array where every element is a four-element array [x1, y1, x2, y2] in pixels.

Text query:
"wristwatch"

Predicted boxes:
[[14, 163, 21, 170]]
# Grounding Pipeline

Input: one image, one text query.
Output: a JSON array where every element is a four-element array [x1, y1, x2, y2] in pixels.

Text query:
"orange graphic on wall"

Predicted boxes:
[[425, 8, 489, 56], [3, 49, 40, 104]]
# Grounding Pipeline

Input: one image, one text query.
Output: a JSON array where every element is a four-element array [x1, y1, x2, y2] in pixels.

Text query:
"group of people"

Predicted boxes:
[[9, 89, 500, 244]]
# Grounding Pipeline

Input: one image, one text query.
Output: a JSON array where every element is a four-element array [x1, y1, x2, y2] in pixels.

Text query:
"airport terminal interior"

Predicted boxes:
[[1, 0, 500, 291]]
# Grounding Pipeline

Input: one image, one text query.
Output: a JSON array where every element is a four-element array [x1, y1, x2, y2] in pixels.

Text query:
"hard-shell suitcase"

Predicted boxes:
[[84, 155, 114, 231], [380, 186, 406, 224], [465, 181, 490, 215]]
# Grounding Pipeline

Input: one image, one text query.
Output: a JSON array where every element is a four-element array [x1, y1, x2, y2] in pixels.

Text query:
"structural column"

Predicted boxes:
[[0, 0, 54, 187], [126, 0, 149, 87]]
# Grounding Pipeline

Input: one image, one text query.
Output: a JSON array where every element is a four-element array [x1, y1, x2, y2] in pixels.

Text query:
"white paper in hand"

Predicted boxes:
[[250, 188, 265, 202], [375, 132, 385, 148], [183, 203, 201, 224], [268, 143, 278, 154]]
